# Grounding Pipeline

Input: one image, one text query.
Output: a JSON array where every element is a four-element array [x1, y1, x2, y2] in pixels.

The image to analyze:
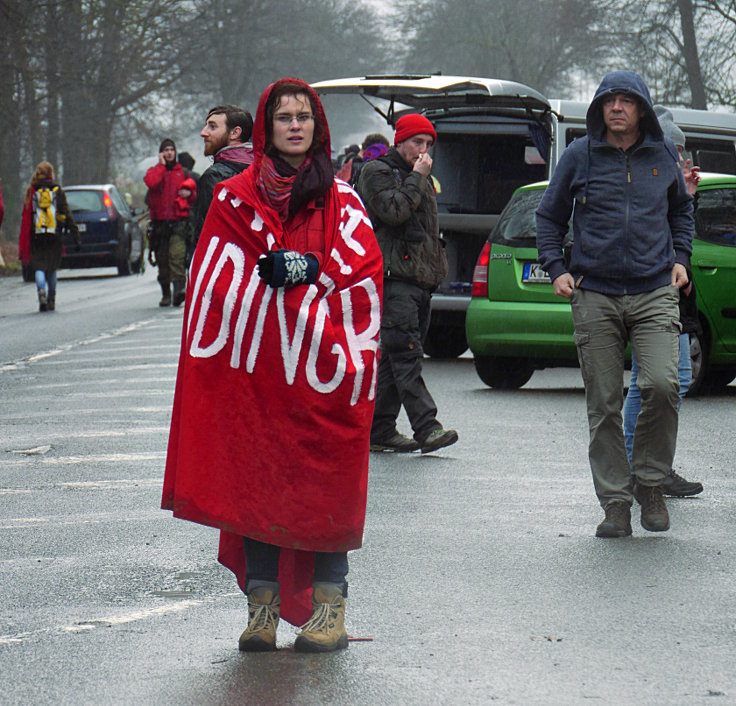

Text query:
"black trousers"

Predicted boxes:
[[370, 279, 440, 443]]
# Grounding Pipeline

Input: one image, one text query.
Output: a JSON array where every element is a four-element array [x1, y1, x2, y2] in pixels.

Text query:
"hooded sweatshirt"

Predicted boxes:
[[536, 70, 694, 295]]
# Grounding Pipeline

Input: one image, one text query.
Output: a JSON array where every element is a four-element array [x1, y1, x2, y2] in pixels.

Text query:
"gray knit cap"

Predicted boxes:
[[653, 105, 685, 149]]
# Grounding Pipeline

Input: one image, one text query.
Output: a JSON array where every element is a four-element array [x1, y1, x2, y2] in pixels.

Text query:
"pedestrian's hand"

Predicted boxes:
[[683, 160, 700, 197], [178, 188, 191, 199], [413, 153, 432, 176], [258, 250, 318, 288], [553, 273, 575, 298], [671, 263, 688, 288], [148, 249, 157, 267], [158, 152, 166, 165]]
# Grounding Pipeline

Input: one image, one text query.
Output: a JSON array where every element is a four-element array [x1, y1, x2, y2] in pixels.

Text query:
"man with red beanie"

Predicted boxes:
[[358, 113, 458, 454]]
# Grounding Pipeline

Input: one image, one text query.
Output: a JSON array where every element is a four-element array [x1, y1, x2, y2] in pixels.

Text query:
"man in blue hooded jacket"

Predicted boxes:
[[536, 71, 694, 538]]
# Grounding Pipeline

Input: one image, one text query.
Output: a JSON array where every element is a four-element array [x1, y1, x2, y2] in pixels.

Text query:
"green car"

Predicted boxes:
[[466, 174, 736, 394]]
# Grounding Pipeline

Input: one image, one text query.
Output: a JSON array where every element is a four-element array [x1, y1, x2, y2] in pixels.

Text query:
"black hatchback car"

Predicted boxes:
[[61, 184, 145, 276]]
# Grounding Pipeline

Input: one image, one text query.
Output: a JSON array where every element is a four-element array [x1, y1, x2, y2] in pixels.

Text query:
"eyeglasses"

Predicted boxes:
[[274, 113, 314, 126]]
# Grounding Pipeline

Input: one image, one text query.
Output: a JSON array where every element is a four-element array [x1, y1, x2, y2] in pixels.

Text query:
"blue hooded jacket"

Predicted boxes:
[[536, 70, 694, 295]]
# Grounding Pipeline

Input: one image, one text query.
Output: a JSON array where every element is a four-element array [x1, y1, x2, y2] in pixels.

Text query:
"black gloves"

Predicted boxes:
[[258, 249, 319, 288]]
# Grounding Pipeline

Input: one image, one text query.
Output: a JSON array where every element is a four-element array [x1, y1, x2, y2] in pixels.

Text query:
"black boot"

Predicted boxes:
[[38, 290, 48, 312], [159, 282, 171, 307], [47, 295, 56, 311], [172, 280, 186, 307]]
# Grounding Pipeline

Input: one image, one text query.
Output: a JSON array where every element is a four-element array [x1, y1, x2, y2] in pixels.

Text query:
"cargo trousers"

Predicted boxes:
[[570, 285, 681, 508], [153, 220, 188, 286], [370, 279, 442, 444]]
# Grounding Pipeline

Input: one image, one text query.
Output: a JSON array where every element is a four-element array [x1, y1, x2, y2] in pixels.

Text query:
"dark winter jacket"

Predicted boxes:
[[144, 162, 195, 221], [18, 180, 79, 270], [536, 70, 694, 295], [190, 143, 254, 251], [357, 147, 448, 290]]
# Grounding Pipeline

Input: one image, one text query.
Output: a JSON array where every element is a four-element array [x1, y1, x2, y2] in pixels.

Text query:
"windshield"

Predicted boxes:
[[694, 187, 736, 247], [66, 190, 104, 213]]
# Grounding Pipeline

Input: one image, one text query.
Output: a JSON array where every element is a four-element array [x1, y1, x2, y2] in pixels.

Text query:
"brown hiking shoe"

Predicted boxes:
[[370, 433, 419, 453], [595, 501, 632, 538], [662, 470, 703, 497], [238, 585, 280, 652], [294, 582, 348, 653], [634, 484, 670, 532]]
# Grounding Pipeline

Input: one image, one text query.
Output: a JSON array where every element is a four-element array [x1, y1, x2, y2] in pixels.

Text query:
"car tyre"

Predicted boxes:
[[117, 238, 132, 277], [686, 331, 706, 396], [423, 325, 468, 359], [473, 355, 535, 389], [700, 367, 736, 392]]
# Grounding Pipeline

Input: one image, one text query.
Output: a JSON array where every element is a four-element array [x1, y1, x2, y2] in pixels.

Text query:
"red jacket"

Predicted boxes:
[[144, 162, 196, 220]]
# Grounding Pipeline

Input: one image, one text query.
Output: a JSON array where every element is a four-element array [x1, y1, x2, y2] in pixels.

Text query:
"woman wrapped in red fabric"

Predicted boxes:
[[162, 78, 383, 653]]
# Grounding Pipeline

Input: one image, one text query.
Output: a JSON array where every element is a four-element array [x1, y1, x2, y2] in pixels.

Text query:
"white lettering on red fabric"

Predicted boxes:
[[187, 236, 219, 333], [342, 277, 381, 403], [187, 194, 379, 403], [306, 298, 347, 394], [277, 284, 318, 385], [190, 242, 245, 358]]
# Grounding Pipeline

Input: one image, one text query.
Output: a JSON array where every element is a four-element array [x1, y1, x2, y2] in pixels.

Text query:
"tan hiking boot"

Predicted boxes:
[[294, 582, 348, 653], [238, 585, 280, 652]]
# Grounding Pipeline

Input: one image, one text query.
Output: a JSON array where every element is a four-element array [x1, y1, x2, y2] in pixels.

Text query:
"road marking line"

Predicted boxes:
[[0, 452, 166, 467], [0, 600, 203, 645], [0, 320, 157, 372]]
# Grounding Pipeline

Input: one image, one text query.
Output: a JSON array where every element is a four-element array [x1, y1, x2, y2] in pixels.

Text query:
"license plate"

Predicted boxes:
[[522, 262, 551, 283], [77, 223, 87, 232]]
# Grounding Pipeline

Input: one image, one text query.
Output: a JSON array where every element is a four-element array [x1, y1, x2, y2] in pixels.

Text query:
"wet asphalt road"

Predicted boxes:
[[1, 269, 735, 705]]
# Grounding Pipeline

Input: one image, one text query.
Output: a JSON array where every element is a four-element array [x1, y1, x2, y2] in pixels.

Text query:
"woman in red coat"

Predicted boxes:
[[162, 79, 383, 653]]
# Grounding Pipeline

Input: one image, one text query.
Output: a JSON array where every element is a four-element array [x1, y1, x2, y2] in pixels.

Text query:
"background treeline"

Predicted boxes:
[[3, 0, 736, 237]]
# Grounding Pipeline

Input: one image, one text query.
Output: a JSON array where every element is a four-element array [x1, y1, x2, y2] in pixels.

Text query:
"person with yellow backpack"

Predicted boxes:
[[18, 161, 79, 311]]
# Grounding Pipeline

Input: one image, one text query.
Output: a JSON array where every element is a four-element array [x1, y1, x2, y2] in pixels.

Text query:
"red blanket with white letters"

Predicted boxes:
[[162, 172, 382, 625]]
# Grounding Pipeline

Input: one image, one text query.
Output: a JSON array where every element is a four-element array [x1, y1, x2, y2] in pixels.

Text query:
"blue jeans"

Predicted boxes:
[[35, 269, 58, 297], [243, 537, 348, 592], [624, 331, 691, 463]]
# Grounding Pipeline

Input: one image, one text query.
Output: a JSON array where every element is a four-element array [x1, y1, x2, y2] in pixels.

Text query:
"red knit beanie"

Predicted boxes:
[[394, 114, 437, 145]]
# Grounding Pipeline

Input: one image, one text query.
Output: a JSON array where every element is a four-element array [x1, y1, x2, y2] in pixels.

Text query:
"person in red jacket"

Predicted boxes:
[[144, 138, 196, 306], [162, 78, 383, 654]]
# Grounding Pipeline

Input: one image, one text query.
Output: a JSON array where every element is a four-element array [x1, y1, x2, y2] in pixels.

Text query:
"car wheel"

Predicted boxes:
[[423, 325, 468, 359], [117, 238, 132, 276], [130, 252, 143, 274], [473, 355, 535, 389], [22, 264, 35, 282], [686, 331, 706, 396], [700, 367, 736, 392]]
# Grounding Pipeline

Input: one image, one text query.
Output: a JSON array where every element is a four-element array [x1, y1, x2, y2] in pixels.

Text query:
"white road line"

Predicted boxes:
[[0, 319, 157, 372], [4, 427, 169, 443], [0, 600, 203, 645], [24, 378, 172, 389], [0, 452, 166, 467], [0, 406, 172, 420]]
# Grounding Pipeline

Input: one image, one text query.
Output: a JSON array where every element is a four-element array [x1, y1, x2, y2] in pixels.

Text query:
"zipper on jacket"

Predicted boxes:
[[624, 152, 631, 293]]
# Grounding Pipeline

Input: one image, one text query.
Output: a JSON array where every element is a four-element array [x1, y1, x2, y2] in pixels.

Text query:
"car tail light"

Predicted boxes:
[[471, 241, 491, 297], [103, 192, 115, 218]]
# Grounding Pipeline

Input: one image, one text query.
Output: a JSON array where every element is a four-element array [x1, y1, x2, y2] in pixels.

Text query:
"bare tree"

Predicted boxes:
[[396, 0, 607, 95]]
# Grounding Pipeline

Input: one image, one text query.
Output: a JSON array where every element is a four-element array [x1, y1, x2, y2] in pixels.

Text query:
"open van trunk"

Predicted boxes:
[[312, 75, 553, 357]]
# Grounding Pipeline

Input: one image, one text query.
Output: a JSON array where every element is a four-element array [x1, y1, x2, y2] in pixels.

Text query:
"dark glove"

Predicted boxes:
[[257, 249, 318, 288]]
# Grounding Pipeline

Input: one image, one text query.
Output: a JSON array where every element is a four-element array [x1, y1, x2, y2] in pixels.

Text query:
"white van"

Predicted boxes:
[[548, 99, 736, 173], [312, 77, 736, 358]]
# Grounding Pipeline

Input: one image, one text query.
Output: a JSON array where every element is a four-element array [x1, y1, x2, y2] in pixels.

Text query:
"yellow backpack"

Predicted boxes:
[[33, 186, 59, 234]]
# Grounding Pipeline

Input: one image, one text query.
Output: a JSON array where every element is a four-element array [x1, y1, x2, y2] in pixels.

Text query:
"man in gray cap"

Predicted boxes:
[[622, 105, 704, 498]]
